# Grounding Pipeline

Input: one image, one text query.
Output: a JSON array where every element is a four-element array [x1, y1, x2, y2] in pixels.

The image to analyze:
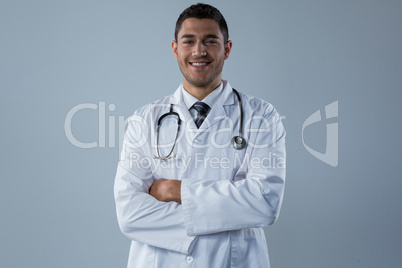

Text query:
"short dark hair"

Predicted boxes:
[[175, 3, 229, 43]]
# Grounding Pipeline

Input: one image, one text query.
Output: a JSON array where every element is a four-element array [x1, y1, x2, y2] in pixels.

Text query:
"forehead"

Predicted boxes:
[[178, 18, 223, 39]]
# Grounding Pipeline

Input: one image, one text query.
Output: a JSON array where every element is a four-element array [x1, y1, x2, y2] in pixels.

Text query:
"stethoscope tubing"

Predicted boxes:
[[154, 89, 246, 160]]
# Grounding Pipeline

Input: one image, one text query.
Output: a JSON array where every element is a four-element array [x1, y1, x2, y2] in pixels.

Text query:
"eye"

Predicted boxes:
[[206, 40, 218, 44], [183, 40, 194, 45]]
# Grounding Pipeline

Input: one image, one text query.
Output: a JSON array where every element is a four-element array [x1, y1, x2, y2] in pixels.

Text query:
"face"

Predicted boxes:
[[172, 18, 232, 92]]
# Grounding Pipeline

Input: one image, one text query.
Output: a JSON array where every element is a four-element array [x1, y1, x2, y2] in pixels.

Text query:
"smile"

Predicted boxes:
[[191, 62, 208, 66], [189, 62, 211, 69]]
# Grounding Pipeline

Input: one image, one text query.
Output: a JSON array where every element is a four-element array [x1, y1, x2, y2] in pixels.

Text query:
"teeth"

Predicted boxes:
[[191, 62, 207, 66]]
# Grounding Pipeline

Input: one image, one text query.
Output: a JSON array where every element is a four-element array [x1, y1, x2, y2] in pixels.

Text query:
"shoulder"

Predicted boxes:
[[237, 91, 282, 123], [130, 94, 173, 118], [124, 94, 174, 138], [236, 91, 286, 142]]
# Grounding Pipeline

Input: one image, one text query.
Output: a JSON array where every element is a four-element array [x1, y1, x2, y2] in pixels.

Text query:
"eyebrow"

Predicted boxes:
[[181, 34, 220, 39]]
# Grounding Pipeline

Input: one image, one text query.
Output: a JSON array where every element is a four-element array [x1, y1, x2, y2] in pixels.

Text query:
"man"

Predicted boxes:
[[114, 3, 286, 267]]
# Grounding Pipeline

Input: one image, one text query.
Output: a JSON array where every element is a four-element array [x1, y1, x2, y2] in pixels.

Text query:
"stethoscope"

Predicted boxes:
[[153, 89, 246, 160]]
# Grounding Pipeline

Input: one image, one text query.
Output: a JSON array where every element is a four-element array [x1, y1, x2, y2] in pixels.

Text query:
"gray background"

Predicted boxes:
[[1, 0, 401, 267]]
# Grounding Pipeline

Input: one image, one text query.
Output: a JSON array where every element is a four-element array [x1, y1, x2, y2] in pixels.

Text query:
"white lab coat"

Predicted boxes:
[[114, 80, 286, 268]]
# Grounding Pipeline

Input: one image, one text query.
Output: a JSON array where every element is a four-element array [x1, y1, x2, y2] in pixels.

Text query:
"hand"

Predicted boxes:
[[149, 179, 182, 204]]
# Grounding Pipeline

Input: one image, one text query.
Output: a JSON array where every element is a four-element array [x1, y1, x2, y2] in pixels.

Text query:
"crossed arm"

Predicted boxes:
[[149, 179, 182, 203]]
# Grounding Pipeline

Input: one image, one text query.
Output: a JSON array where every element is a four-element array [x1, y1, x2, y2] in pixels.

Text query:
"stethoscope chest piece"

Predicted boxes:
[[231, 135, 246, 150]]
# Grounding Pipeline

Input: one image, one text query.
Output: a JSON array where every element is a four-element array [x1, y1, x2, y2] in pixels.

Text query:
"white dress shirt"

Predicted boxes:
[[181, 81, 224, 121]]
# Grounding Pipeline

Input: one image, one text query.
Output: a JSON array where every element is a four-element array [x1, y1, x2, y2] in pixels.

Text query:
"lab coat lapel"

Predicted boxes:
[[170, 86, 193, 125], [170, 85, 200, 142], [199, 81, 235, 131]]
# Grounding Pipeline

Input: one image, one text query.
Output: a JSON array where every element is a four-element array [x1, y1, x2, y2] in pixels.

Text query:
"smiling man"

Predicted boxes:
[[172, 17, 231, 100], [114, 3, 286, 268]]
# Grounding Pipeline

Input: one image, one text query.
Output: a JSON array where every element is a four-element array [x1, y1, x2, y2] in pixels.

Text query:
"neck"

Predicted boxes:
[[183, 80, 222, 100]]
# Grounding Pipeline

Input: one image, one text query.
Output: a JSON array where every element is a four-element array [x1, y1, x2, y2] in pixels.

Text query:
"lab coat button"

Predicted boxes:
[[186, 255, 193, 263]]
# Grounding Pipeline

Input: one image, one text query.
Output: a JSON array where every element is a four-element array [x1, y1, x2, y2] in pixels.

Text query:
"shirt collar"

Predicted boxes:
[[181, 82, 223, 110]]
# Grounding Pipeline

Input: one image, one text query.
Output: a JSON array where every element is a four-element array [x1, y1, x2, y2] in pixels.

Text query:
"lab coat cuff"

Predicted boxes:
[[181, 179, 195, 236]]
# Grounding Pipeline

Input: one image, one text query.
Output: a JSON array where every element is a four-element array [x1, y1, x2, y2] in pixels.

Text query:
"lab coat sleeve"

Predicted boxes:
[[181, 107, 286, 236], [114, 112, 196, 254]]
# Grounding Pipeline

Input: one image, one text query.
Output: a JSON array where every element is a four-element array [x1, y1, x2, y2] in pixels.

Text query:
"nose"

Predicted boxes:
[[192, 42, 206, 57]]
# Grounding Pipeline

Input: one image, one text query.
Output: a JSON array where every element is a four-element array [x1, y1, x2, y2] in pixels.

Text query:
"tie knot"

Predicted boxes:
[[192, 101, 210, 116]]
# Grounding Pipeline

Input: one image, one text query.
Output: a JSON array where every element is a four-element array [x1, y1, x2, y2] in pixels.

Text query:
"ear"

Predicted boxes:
[[224, 40, 233, 60], [172, 40, 178, 59]]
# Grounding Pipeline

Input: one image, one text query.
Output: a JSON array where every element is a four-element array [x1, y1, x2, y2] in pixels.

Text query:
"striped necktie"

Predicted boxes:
[[192, 101, 210, 128]]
